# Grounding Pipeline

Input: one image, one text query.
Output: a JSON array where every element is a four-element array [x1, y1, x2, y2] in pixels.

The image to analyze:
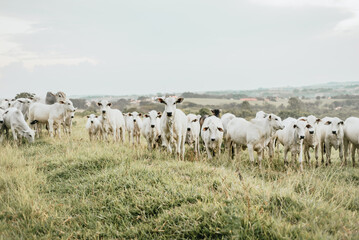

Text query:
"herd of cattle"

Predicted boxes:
[[1, 92, 359, 170]]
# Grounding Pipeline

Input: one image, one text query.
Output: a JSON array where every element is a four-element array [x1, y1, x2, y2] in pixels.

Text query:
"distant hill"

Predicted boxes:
[[69, 81, 359, 99]]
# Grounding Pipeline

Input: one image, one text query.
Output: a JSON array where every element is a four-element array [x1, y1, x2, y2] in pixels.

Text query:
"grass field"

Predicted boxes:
[[1, 117, 359, 239]]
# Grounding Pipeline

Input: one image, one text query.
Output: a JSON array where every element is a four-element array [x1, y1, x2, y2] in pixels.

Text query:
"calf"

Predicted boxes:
[[201, 116, 224, 159], [29, 100, 75, 138], [317, 117, 344, 166], [125, 112, 143, 145], [141, 110, 162, 149], [2, 108, 35, 143], [10, 98, 32, 120], [97, 100, 125, 142], [86, 114, 103, 141], [227, 114, 283, 168], [343, 117, 359, 167], [186, 114, 201, 156], [0, 99, 12, 110], [302, 115, 321, 166], [157, 97, 187, 160]]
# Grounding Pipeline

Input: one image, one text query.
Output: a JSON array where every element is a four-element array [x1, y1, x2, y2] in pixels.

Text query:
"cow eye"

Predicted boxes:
[[275, 118, 278, 120]]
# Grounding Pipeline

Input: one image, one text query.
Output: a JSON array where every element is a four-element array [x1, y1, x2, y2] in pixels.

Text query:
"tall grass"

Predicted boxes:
[[1, 117, 358, 239]]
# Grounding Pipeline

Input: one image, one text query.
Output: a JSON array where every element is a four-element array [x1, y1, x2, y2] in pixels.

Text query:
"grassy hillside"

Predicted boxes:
[[1, 117, 359, 239]]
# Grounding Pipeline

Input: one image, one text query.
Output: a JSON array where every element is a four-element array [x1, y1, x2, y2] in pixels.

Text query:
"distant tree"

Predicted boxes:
[[70, 98, 87, 109], [15, 92, 35, 99], [288, 97, 303, 111], [198, 108, 211, 116], [241, 101, 251, 111]]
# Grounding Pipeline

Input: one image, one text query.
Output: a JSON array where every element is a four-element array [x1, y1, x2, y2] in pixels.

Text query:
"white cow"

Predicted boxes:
[[186, 114, 201, 156], [86, 114, 103, 141], [1, 108, 35, 143], [29, 100, 75, 138], [0, 109, 4, 141], [125, 112, 143, 145], [275, 119, 313, 170], [97, 100, 125, 142], [317, 117, 344, 166], [201, 116, 224, 159], [343, 117, 359, 167], [302, 115, 321, 166], [227, 114, 284, 167], [10, 98, 32, 120], [157, 97, 187, 160], [63, 109, 76, 135], [141, 110, 162, 150], [221, 113, 236, 142]]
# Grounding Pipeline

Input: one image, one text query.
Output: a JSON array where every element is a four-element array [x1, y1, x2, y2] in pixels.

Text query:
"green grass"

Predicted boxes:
[[1, 117, 358, 239]]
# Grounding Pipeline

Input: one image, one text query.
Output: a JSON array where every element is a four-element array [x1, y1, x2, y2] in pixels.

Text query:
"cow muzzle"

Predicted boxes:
[[71, 116, 74, 118], [187, 128, 191, 131], [133, 119, 136, 122], [0, 120, 3, 124], [211, 138, 215, 142], [102, 110, 106, 114], [309, 130, 314, 134], [167, 112, 172, 117], [151, 125, 155, 128], [300, 136, 304, 140], [332, 131, 337, 135], [91, 121, 94, 124]]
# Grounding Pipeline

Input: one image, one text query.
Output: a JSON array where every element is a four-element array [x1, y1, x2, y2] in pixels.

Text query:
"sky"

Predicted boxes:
[[0, 0, 358, 98]]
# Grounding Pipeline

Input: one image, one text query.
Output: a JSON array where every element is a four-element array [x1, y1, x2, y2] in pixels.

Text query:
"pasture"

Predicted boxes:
[[1, 116, 359, 239]]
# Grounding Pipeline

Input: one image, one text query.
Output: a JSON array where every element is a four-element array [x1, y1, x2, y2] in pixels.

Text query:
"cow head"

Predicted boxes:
[[87, 114, 98, 124], [293, 120, 307, 140], [144, 110, 161, 129], [202, 118, 224, 142], [267, 114, 284, 130], [156, 97, 184, 118], [59, 100, 76, 112], [22, 129, 35, 143], [325, 117, 344, 135], [97, 100, 112, 115]]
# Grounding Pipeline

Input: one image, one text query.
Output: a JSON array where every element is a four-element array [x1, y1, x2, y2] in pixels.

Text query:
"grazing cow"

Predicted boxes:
[[157, 97, 187, 160], [125, 112, 143, 145], [221, 113, 236, 147], [186, 114, 201, 156], [275, 119, 313, 170], [227, 114, 284, 168], [2, 108, 35, 143], [317, 117, 344, 166], [86, 114, 103, 141], [97, 100, 125, 142], [11, 98, 32, 121], [29, 100, 75, 138], [141, 110, 162, 149], [302, 115, 321, 166], [45, 91, 67, 105], [201, 116, 224, 159], [343, 117, 359, 167]]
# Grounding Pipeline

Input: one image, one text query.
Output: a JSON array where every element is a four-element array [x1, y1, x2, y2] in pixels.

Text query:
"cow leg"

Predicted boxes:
[[205, 144, 212, 159], [351, 145, 356, 167], [48, 119, 54, 138], [320, 142, 325, 165], [339, 143, 344, 165], [344, 137, 349, 165], [283, 147, 289, 165], [181, 135, 186, 161], [11, 126, 18, 141], [325, 143, 331, 166], [257, 150, 263, 169], [247, 144, 255, 164]]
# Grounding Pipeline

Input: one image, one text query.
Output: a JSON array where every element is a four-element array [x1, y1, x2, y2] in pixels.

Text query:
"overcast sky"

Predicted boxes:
[[1, 0, 358, 98]]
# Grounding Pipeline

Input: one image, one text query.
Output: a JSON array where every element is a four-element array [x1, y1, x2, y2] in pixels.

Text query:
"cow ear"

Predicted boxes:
[[325, 121, 331, 125], [316, 118, 321, 123], [176, 97, 184, 104], [157, 98, 166, 104], [59, 101, 65, 104], [97, 102, 102, 106], [138, 113, 142, 117], [339, 121, 344, 125], [293, 124, 297, 128], [306, 124, 312, 128], [157, 111, 162, 116], [95, 115, 98, 118], [107, 102, 112, 107], [144, 114, 149, 118], [18, 100, 24, 103], [299, 118, 306, 121], [128, 113, 132, 116], [268, 114, 272, 120], [87, 115, 90, 118], [203, 127, 209, 131], [211, 109, 214, 114], [217, 127, 224, 132], [192, 119, 198, 122]]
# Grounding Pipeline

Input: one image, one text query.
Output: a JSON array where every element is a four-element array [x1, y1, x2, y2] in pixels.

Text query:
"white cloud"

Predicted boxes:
[[250, 0, 359, 35], [0, 16, 97, 71]]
